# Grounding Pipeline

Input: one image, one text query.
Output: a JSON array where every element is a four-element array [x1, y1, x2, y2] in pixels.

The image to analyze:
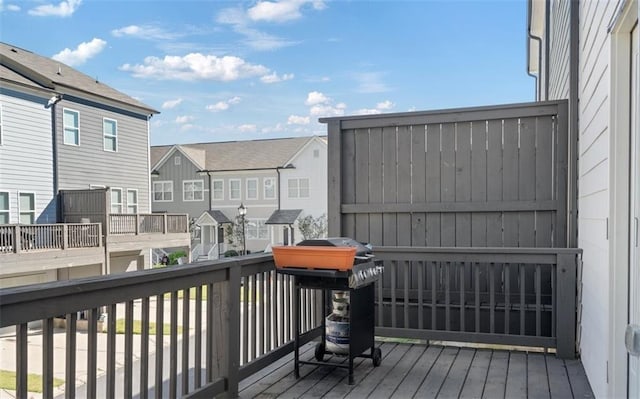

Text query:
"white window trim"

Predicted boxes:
[[103, 117, 118, 152], [212, 179, 224, 201], [263, 177, 276, 200], [126, 189, 138, 214], [287, 177, 310, 199], [229, 179, 241, 200], [246, 178, 258, 200], [0, 191, 10, 224], [246, 218, 270, 240], [183, 179, 204, 202], [153, 181, 173, 202], [174, 156, 181, 165], [110, 188, 123, 214], [63, 108, 80, 146], [18, 191, 36, 224]]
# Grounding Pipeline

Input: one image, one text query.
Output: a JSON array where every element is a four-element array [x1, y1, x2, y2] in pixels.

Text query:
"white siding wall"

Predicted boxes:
[[56, 98, 151, 213], [0, 89, 55, 223], [548, 0, 571, 100]]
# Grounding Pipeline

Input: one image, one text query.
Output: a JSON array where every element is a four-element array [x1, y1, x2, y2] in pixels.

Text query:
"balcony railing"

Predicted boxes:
[[0, 223, 102, 254], [108, 213, 189, 235], [0, 246, 581, 397]]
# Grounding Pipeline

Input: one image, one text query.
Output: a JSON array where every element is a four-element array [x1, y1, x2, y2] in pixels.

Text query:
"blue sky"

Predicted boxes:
[[1, 0, 534, 145]]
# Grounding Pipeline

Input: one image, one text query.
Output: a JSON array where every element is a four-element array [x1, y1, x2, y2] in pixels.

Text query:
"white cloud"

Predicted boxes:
[[162, 98, 183, 109], [310, 103, 346, 117], [0, 1, 21, 12], [120, 53, 269, 81], [354, 100, 395, 115], [175, 115, 193, 124], [111, 25, 179, 41], [52, 38, 106, 66], [28, 0, 81, 17], [305, 91, 329, 106], [287, 115, 310, 125], [238, 124, 257, 133], [261, 123, 285, 134], [247, 0, 326, 23], [354, 72, 390, 93], [206, 96, 242, 112], [260, 72, 294, 84]]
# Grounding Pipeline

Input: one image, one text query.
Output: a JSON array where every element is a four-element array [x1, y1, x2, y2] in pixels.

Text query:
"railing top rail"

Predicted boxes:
[[373, 246, 582, 264], [0, 222, 100, 227], [0, 253, 274, 327], [373, 246, 583, 255]]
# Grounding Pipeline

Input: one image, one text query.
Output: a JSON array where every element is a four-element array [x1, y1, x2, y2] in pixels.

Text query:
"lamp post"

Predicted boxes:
[[238, 203, 247, 255]]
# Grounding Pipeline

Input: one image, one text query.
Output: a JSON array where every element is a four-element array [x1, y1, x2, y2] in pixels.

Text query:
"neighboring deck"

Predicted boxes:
[[239, 341, 594, 399]]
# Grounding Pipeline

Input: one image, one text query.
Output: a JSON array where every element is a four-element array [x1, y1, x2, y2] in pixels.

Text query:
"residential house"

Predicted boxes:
[[0, 42, 190, 288], [528, 1, 639, 397], [150, 136, 327, 258]]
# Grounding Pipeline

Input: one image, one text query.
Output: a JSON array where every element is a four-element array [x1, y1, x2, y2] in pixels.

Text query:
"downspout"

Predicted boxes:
[[206, 171, 212, 212], [527, 0, 544, 101], [544, 0, 551, 100], [51, 102, 59, 222], [276, 168, 281, 210]]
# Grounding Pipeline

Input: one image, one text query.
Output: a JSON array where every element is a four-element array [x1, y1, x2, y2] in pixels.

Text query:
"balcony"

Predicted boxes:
[[106, 213, 190, 252], [0, 223, 104, 274], [0, 248, 593, 398]]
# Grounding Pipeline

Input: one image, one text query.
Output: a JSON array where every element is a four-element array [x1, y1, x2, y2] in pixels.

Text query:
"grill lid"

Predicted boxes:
[[296, 237, 372, 257]]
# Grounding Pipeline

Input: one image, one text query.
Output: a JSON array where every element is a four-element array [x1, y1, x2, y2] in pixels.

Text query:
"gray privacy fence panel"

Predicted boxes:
[[322, 100, 570, 249]]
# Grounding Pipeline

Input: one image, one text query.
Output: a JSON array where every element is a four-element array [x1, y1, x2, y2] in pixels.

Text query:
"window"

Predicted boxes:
[[212, 179, 224, 200], [63, 108, 80, 145], [153, 181, 173, 202], [246, 219, 269, 240], [288, 178, 310, 198], [264, 178, 276, 199], [313, 149, 320, 158], [229, 179, 241, 200], [110, 188, 122, 213], [103, 118, 117, 151], [127, 189, 138, 214], [246, 179, 258, 200], [183, 180, 204, 201], [174, 156, 181, 165], [0, 192, 9, 224], [19, 193, 35, 224]]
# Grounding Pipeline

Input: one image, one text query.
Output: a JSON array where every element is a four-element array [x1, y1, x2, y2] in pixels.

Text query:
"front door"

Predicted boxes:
[[629, 21, 640, 399]]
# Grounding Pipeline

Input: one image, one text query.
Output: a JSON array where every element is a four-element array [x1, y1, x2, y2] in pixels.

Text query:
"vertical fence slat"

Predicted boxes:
[[43, 317, 53, 399], [505, 264, 511, 334], [404, 261, 410, 328], [251, 275, 257, 359], [16, 323, 28, 398], [242, 276, 249, 364], [65, 313, 77, 399], [445, 262, 451, 331], [87, 308, 98, 398], [140, 297, 150, 399], [490, 263, 495, 334], [182, 288, 190, 396], [460, 263, 465, 332], [106, 303, 117, 399], [125, 300, 134, 399], [418, 262, 424, 329], [194, 286, 202, 389], [474, 264, 480, 332], [170, 291, 178, 399], [278, 274, 284, 347], [536, 265, 542, 337], [520, 264, 526, 336], [431, 262, 437, 330], [391, 261, 397, 328], [156, 294, 165, 399]]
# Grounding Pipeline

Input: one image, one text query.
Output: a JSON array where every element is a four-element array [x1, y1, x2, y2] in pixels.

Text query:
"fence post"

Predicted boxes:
[[226, 263, 241, 397], [135, 214, 140, 235], [62, 224, 68, 249], [97, 223, 103, 247], [15, 225, 21, 254], [556, 252, 577, 359], [164, 215, 168, 234]]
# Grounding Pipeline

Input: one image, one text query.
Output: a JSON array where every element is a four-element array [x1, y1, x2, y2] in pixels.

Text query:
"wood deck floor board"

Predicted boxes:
[[545, 355, 574, 399], [437, 347, 476, 398], [459, 349, 492, 399], [414, 346, 459, 398], [505, 352, 528, 398], [389, 345, 442, 399], [344, 342, 410, 399], [239, 342, 595, 399], [367, 344, 426, 399], [482, 350, 509, 399], [564, 359, 595, 399]]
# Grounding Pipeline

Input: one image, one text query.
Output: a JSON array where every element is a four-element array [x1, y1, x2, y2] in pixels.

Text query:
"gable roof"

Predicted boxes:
[[0, 42, 158, 114], [265, 209, 303, 225], [151, 136, 320, 171]]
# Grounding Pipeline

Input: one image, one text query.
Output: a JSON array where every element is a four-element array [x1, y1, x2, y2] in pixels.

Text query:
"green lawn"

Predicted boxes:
[[115, 319, 182, 335], [0, 369, 64, 393]]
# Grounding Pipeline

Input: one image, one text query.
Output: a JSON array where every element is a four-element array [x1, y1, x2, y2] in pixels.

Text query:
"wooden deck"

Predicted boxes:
[[239, 341, 594, 399]]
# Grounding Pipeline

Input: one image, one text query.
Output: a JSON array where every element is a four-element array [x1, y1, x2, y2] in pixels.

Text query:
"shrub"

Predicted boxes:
[[169, 250, 187, 265], [224, 249, 239, 257]]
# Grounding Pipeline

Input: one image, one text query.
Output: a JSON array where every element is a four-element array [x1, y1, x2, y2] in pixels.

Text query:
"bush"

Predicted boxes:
[[168, 250, 187, 265], [224, 249, 239, 257]]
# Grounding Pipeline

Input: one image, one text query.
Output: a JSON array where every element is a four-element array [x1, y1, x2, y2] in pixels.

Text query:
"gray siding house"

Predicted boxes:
[[150, 136, 327, 258], [0, 42, 189, 287], [528, 1, 640, 397]]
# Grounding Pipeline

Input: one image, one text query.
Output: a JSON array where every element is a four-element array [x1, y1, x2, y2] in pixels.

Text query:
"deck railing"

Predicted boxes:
[[0, 223, 102, 254], [0, 254, 320, 398], [0, 246, 580, 397], [373, 246, 582, 358], [108, 213, 189, 235]]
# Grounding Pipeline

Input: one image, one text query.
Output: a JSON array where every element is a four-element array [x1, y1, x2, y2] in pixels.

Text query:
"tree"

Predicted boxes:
[[298, 213, 328, 240], [224, 215, 245, 251]]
